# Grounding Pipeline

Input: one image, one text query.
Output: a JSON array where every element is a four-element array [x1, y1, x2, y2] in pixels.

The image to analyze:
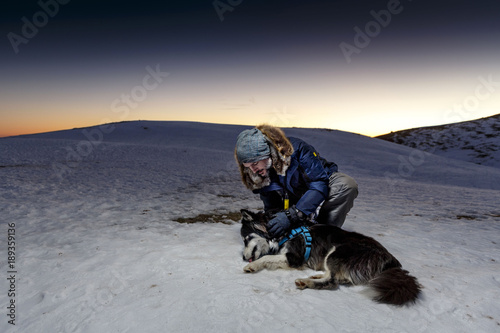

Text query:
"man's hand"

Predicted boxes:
[[267, 212, 291, 238]]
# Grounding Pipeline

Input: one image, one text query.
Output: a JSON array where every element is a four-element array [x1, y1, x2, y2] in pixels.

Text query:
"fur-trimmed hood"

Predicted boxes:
[[235, 125, 294, 190]]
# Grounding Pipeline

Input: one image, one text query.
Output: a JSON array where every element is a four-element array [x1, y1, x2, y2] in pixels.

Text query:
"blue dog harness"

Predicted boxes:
[[278, 226, 312, 261]]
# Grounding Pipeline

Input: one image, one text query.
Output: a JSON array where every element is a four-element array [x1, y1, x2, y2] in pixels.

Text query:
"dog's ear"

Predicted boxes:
[[240, 209, 255, 222]]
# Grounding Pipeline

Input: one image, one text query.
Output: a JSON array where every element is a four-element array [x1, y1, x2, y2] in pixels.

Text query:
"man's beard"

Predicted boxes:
[[257, 158, 272, 176]]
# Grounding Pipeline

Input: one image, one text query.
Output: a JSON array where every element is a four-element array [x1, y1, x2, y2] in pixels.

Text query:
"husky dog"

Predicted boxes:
[[240, 209, 421, 306]]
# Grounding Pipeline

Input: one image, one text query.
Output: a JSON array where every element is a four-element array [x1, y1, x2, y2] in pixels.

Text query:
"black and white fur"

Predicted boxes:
[[240, 209, 422, 306]]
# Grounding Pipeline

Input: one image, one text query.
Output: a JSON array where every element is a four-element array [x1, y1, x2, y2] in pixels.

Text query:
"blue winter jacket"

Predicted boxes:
[[256, 137, 338, 215]]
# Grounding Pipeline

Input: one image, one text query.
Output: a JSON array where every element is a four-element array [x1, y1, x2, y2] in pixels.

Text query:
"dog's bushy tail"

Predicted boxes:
[[368, 267, 422, 306]]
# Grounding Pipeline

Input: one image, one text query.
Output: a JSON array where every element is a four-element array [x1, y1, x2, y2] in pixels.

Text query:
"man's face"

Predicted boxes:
[[243, 158, 271, 177]]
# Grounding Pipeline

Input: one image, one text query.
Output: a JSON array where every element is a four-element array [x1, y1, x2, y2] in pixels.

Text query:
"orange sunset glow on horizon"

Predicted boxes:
[[2, 1, 499, 138]]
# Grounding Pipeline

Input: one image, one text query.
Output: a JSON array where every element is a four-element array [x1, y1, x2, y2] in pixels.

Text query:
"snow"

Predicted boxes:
[[1, 121, 500, 332], [377, 113, 500, 168]]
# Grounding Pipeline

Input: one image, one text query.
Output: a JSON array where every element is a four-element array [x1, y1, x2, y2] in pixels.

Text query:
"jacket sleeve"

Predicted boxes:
[[293, 140, 331, 215]]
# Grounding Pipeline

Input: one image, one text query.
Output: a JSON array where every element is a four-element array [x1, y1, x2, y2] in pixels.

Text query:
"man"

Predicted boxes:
[[235, 124, 358, 238]]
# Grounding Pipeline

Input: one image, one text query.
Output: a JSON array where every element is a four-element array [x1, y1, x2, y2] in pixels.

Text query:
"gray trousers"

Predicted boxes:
[[315, 172, 358, 227]]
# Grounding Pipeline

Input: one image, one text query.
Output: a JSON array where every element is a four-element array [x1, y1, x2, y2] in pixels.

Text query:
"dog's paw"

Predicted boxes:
[[243, 263, 258, 273], [295, 278, 311, 289]]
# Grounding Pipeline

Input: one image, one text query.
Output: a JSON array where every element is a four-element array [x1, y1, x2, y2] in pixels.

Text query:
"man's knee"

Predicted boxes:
[[317, 173, 358, 227], [345, 179, 358, 200], [332, 172, 358, 199]]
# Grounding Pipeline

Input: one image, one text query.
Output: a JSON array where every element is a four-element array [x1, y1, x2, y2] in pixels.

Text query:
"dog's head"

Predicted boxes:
[[240, 209, 271, 239], [240, 209, 279, 262]]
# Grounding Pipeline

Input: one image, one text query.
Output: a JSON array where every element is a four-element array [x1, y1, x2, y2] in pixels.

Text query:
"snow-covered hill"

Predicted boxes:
[[1, 121, 499, 332], [376, 114, 500, 168]]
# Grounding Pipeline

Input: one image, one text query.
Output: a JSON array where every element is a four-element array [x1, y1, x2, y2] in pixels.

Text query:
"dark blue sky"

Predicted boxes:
[[2, 0, 500, 136], [4, 1, 499, 61]]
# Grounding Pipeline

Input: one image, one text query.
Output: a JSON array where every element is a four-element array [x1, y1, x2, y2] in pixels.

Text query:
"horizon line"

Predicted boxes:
[[2, 114, 499, 139]]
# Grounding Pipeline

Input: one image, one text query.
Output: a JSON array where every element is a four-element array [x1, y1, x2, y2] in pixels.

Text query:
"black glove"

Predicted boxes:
[[267, 206, 305, 238], [285, 206, 304, 224], [267, 212, 290, 238]]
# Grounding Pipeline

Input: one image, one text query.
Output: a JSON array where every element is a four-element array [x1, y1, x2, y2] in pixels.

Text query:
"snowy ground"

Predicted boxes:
[[377, 113, 500, 168], [1, 121, 500, 332]]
